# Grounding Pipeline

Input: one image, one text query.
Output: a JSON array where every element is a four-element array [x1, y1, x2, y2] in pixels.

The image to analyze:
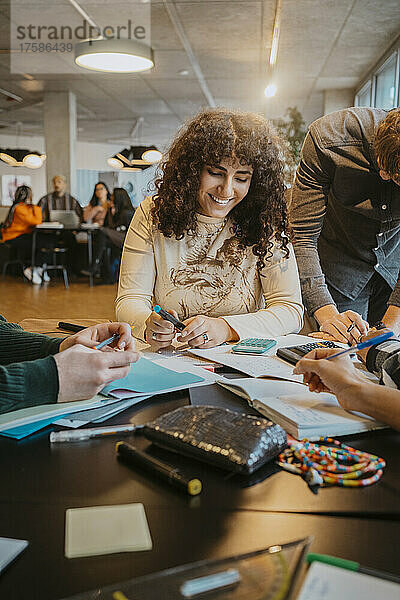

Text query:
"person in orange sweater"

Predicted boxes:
[[1, 185, 45, 283]]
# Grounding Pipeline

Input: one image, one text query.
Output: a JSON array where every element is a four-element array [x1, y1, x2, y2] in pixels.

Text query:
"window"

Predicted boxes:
[[374, 54, 397, 109], [356, 81, 372, 107], [355, 46, 399, 109]]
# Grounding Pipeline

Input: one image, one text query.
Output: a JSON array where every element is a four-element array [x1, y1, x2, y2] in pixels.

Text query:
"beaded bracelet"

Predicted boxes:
[[277, 437, 386, 492]]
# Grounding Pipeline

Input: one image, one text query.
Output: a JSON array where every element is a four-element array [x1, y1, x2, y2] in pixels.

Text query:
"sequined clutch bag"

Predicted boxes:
[[143, 406, 287, 474]]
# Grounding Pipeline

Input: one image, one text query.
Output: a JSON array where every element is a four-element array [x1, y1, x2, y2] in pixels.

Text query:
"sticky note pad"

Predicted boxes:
[[65, 503, 152, 558]]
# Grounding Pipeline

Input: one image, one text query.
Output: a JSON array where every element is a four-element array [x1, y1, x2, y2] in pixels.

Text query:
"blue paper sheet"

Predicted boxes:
[[0, 416, 62, 439], [102, 357, 204, 396]]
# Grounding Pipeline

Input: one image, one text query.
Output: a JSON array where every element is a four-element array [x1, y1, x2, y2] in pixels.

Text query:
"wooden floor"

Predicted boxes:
[[0, 275, 117, 323]]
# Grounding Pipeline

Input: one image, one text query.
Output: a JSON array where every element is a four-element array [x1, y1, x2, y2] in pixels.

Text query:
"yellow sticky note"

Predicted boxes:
[[65, 503, 152, 558]]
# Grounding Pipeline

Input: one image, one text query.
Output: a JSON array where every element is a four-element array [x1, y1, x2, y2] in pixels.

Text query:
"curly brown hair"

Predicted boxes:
[[374, 108, 400, 179], [151, 108, 289, 270]]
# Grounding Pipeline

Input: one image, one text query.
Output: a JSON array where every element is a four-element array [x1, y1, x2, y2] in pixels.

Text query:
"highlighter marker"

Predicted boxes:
[[116, 441, 202, 496], [153, 305, 186, 331]]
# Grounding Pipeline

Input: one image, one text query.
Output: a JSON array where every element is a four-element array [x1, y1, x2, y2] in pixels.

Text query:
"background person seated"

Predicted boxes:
[[38, 175, 83, 222], [89, 188, 135, 284], [293, 328, 400, 430], [0, 185, 47, 284], [39, 174, 83, 276], [83, 181, 111, 226], [0, 316, 138, 414]]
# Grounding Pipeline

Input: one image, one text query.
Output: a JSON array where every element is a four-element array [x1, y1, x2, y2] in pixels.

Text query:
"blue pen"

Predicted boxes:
[[94, 333, 120, 351], [325, 331, 394, 360], [153, 305, 186, 331]]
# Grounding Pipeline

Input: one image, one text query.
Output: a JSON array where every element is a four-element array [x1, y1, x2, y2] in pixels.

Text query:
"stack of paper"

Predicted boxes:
[[188, 334, 324, 381], [0, 356, 214, 439], [101, 356, 213, 399], [0, 396, 126, 439]]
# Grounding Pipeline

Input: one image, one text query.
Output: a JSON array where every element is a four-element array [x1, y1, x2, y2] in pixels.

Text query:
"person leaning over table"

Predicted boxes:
[[115, 108, 304, 349], [289, 107, 400, 345], [293, 328, 400, 431], [0, 316, 138, 415]]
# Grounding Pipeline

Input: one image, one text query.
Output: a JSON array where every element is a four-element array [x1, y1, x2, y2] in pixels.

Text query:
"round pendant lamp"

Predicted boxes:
[[75, 39, 154, 73], [0, 149, 46, 169]]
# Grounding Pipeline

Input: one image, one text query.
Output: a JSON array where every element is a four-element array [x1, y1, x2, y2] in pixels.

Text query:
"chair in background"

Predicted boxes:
[[41, 245, 69, 289]]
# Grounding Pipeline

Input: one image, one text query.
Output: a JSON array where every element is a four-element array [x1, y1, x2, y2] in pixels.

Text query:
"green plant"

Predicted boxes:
[[274, 107, 307, 186]]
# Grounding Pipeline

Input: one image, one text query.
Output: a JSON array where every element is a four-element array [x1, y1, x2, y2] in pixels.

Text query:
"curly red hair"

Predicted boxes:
[[151, 108, 289, 270]]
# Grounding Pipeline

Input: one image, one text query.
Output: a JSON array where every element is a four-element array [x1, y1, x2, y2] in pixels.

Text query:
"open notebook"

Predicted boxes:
[[217, 378, 386, 440]]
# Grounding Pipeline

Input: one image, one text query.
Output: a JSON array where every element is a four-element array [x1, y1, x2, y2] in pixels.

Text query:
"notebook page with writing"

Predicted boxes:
[[217, 378, 386, 439], [297, 562, 400, 600]]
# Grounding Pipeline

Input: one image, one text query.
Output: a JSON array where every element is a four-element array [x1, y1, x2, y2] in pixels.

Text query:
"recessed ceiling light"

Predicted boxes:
[[264, 83, 277, 98], [75, 39, 154, 73], [179, 69, 189, 76]]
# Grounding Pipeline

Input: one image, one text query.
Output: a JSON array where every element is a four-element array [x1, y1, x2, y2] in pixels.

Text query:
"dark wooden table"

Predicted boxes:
[[1, 385, 399, 599]]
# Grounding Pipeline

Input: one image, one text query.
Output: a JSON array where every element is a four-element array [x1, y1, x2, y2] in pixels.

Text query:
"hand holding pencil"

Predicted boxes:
[[59, 322, 135, 353]]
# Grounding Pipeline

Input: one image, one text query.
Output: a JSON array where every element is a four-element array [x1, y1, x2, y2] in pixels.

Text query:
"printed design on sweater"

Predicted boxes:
[[167, 233, 259, 319]]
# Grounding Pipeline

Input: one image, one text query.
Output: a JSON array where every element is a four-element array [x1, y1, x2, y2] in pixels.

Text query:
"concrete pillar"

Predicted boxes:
[[43, 91, 77, 196], [323, 89, 355, 115]]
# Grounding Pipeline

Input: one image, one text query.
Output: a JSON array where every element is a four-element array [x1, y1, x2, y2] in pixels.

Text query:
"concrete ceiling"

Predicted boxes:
[[0, 0, 399, 149]]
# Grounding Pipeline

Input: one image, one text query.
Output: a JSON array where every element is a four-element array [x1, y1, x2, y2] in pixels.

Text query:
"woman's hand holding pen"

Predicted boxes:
[[293, 347, 368, 410], [59, 322, 135, 352], [145, 310, 179, 349], [145, 308, 237, 349]]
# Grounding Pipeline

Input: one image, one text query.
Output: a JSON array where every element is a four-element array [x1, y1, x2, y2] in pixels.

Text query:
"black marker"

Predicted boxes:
[[116, 441, 202, 496], [153, 305, 186, 331], [58, 321, 86, 333]]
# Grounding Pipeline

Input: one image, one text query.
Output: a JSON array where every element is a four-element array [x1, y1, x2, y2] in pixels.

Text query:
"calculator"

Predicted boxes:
[[232, 338, 277, 354], [276, 341, 340, 365]]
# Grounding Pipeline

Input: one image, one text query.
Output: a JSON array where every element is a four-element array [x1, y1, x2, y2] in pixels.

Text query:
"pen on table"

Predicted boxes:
[[153, 305, 186, 332], [324, 330, 393, 361], [58, 321, 86, 333], [116, 441, 202, 496], [50, 424, 139, 443], [306, 553, 400, 584], [93, 333, 120, 350]]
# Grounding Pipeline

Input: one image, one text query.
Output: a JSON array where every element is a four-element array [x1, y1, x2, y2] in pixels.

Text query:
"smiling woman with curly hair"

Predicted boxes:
[[116, 108, 303, 348]]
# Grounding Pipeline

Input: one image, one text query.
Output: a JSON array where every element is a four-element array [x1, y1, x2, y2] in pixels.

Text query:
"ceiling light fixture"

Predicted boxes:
[[0, 148, 46, 168], [142, 146, 163, 163], [75, 39, 154, 73], [264, 84, 277, 98], [269, 0, 282, 67], [107, 145, 162, 170]]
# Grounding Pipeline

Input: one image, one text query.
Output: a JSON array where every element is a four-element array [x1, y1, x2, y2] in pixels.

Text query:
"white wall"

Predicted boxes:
[[0, 133, 124, 204]]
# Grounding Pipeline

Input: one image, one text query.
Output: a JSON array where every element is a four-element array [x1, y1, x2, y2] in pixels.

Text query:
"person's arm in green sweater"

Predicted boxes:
[[0, 315, 62, 365], [0, 317, 139, 415]]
